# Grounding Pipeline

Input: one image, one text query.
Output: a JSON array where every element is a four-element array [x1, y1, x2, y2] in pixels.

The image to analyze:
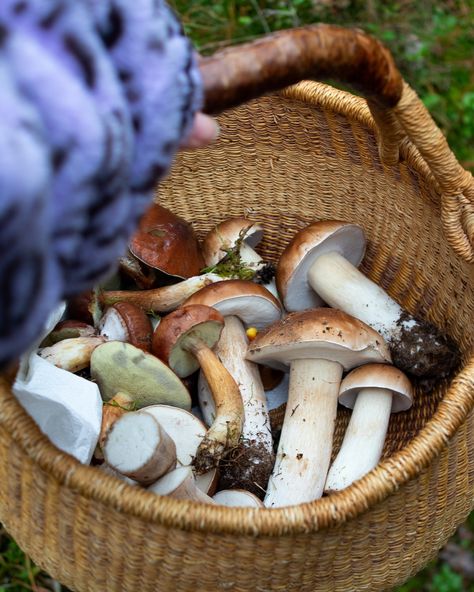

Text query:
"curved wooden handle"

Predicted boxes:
[[200, 24, 403, 114]]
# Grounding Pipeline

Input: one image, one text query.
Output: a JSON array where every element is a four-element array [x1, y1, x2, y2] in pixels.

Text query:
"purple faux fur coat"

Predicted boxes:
[[0, 0, 202, 366]]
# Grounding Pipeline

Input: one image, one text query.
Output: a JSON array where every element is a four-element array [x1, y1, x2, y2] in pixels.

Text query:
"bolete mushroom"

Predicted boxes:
[[99, 392, 135, 450], [90, 341, 191, 409], [103, 411, 176, 485], [99, 302, 153, 352], [202, 217, 277, 296], [148, 466, 215, 504], [185, 280, 281, 494], [40, 320, 96, 347], [128, 203, 205, 284], [152, 304, 243, 473], [277, 220, 459, 378], [325, 363, 413, 493], [141, 405, 218, 495], [213, 489, 264, 508], [247, 308, 391, 507], [38, 336, 106, 373]]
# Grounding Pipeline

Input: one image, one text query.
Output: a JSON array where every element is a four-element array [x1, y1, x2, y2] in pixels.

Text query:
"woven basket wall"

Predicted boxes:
[[0, 81, 473, 592]]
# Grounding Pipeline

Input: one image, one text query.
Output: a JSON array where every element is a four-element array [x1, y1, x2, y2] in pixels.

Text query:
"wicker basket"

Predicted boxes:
[[0, 25, 473, 592]]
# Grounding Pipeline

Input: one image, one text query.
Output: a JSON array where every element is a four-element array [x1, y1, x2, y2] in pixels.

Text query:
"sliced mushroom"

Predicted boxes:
[[148, 466, 215, 504], [103, 411, 176, 485], [38, 336, 106, 373], [213, 489, 264, 508], [99, 392, 135, 449], [99, 302, 153, 351], [247, 308, 391, 507], [141, 405, 218, 495], [185, 280, 281, 494], [90, 341, 191, 409], [152, 305, 243, 473], [277, 220, 459, 378], [325, 363, 413, 493]]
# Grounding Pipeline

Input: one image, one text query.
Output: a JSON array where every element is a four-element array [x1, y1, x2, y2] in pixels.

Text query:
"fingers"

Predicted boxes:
[[181, 112, 220, 149]]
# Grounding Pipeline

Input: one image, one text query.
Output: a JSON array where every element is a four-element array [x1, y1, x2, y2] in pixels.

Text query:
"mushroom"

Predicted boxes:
[[38, 336, 106, 373], [103, 411, 176, 485], [213, 489, 264, 508], [141, 405, 218, 495], [99, 302, 153, 351], [40, 320, 96, 347], [99, 392, 135, 450], [128, 203, 205, 284], [247, 308, 391, 507], [325, 363, 413, 493], [202, 217, 278, 296], [185, 280, 281, 494], [148, 466, 215, 504], [277, 220, 459, 378], [101, 272, 224, 314], [152, 304, 243, 473], [90, 341, 191, 409]]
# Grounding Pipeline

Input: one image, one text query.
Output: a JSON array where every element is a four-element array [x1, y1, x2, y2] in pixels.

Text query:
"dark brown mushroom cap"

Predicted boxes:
[[202, 217, 264, 267], [247, 308, 391, 372], [129, 203, 204, 280], [152, 304, 225, 377], [276, 221, 366, 311], [184, 279, 282, 329], [100, 302, 153, 352], [338, 363, 413, 412]]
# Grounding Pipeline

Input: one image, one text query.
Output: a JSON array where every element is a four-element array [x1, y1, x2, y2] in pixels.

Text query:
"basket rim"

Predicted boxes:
[[1, 81, 473, 538]]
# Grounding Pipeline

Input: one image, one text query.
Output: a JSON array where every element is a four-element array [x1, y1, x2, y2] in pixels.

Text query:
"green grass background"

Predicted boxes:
[[1, 1, 473, 590]]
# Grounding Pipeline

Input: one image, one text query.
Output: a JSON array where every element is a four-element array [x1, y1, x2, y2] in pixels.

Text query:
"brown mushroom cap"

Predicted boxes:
[[129, 203, 204, 280], [247, 308, 391, 372], [276, 221, 366, 311], [152, 304, 225, 377], [99, 302, 153, 351], [339, 363, 413, 412], [202, 217, 264, 267], [184, 280, 282, 329]]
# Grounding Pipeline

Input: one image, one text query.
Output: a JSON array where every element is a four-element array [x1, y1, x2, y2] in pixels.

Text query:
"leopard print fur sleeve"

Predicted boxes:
[[0, 0, 202, 367]]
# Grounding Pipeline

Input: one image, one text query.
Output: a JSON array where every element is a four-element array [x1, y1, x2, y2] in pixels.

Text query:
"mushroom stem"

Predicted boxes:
[[325, 387, 392, 492], [148, 467, 215, 504], [198, 316, 274, 494], [102, 273, 223, 313], [307, 251, 458, 377], [264, 358, 342, 508], [38, 336, 105, 373], [184, 334, 244, 473]]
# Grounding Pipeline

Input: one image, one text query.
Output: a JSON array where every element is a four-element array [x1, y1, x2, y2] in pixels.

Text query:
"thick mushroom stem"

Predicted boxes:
[[325, 387, 392, 492], [102, 273, 223, 314], [307, 251, 458, 377], [183, 335, 244, 473], [199, 316, 274, 494], [264, 358, 343, 508]]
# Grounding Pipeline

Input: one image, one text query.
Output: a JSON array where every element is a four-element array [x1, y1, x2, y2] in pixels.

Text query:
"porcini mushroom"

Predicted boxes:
[[103, 411, 176, 485], [325, 363, 413, 493], [141, 405, 218, 495], [99, 392, 135, 449], [247, 308, 391, 507], [99, 302, 153, 351], [40, 320, 96, 347], [185, 280, 281, 494], [277, 220, 459, 378], [213, 489, 264, 508], [202, 217, 278, 296], [38, 336, 106, 373], [90, 341, 191, 409], [129, 203, 205, 283], [148, 466, 215, 504], [152, 305, 243, 473]]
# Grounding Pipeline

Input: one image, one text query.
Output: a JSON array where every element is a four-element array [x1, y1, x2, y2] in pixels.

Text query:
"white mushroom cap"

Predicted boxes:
[[184, 280, 282, 329], [339, 363, 413, 413], [202, 218, 264, 267], [247, 308, 391, 372], [276, 221, 366, 311]]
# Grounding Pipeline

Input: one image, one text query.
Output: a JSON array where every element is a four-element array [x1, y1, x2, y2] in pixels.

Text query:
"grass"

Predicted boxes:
[[1, 1, 473, 590]]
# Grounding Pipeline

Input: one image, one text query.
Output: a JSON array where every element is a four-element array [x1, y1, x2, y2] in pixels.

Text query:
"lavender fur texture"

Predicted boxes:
[[0, 0, 202, 367]]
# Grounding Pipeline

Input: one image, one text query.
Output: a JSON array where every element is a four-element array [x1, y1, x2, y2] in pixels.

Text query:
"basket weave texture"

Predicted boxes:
[[0, 81, 473, 592]]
